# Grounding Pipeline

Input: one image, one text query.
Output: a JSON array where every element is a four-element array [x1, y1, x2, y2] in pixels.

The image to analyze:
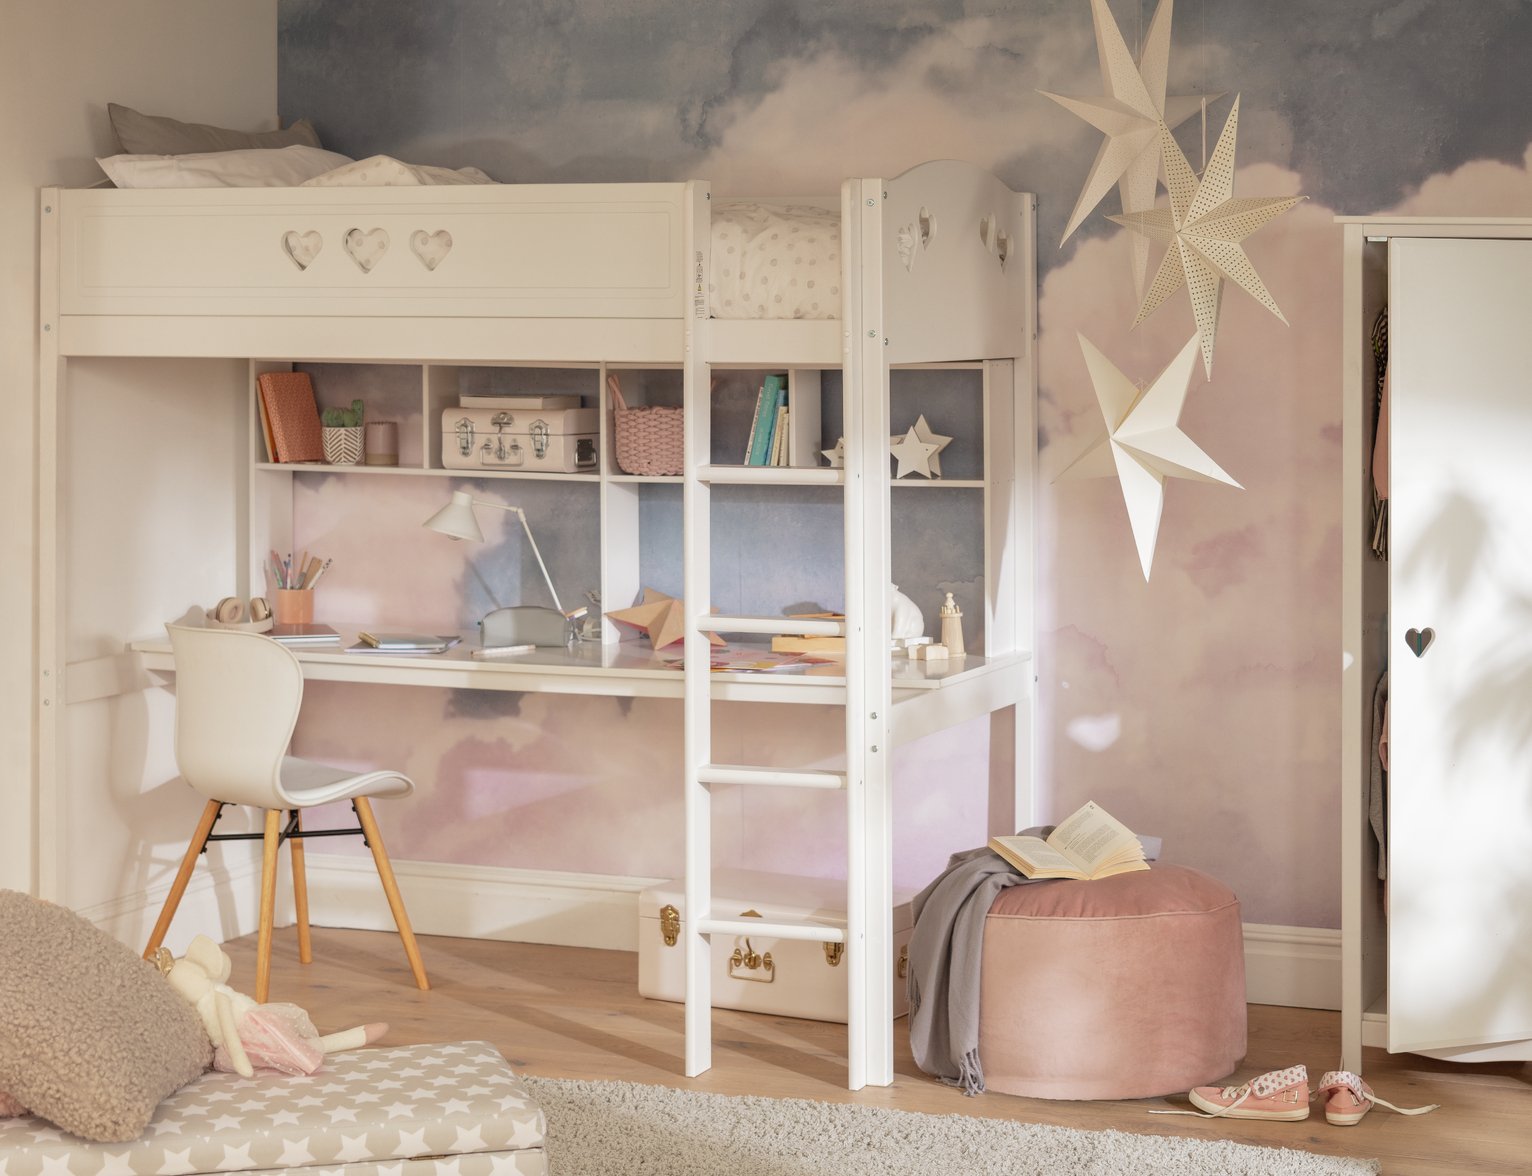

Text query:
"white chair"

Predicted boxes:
[[143, 624, 428, 1000]]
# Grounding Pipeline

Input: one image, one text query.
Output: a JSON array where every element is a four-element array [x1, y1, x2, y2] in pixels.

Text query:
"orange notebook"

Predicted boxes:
[[257, 371, 323, 463]]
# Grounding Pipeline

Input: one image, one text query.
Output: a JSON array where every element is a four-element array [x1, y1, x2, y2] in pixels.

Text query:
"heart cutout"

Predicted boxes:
[[410, 229, 453, 271], [978, 214, 995, 253], [344, 227, 389, 273], [1405, 626, 1435, 657], [281, 230, 322, 271]]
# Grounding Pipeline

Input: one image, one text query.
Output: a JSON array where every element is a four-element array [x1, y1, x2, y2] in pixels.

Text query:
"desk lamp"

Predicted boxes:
[[423, 490, 570, 646]]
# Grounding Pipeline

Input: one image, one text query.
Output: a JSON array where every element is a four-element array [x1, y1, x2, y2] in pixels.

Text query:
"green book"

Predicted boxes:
[[748, 374, 787, 466]]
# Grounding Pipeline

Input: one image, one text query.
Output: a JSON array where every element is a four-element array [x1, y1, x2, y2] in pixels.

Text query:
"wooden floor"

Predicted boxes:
[[229, 927, 1531, 1175]]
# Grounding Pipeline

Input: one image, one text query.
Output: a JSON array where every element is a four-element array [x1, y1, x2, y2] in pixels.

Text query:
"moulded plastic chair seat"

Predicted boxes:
[[144, 624, 428, 1001]]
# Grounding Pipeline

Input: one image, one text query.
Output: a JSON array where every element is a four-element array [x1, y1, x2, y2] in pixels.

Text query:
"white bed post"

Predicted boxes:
[[681, 180, 714, 1078], [36, 188, 64, 901], [843, 177, 895, 1090]]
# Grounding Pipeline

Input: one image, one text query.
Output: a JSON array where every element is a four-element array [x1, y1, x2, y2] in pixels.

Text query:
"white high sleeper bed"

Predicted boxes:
[[38, 159, 1037, 1090]]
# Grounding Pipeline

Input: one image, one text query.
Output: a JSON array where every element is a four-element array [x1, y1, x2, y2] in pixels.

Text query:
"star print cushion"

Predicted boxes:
[[0, 889, 212, 1142], [0, 1041, 547, 1175]]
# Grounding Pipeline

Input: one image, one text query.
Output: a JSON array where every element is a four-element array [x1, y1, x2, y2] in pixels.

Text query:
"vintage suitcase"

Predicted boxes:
[[442, 405, 597, 472], [638, 868, 913, 1023]]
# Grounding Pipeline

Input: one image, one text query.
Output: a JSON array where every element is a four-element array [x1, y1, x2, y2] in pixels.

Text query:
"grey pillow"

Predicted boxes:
[[108, 103, 323, 155], [0, 890, 212, 1142]]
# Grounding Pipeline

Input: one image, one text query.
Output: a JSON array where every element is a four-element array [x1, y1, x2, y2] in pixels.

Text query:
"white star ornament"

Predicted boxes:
[[1039, 0, 1219, 293], [1110, 95, 1303, 379], [1057, 333, 1241, 579]]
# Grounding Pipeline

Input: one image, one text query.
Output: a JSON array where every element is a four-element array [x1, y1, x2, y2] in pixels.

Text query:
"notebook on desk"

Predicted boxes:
[[349, 632, 462, 654], [269, 623, 340, 645]]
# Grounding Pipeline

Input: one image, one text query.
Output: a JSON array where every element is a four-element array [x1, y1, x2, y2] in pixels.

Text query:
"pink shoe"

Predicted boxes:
[[1183, 1065, 1312, 1120], [1314, 1071, 1439, 1126]]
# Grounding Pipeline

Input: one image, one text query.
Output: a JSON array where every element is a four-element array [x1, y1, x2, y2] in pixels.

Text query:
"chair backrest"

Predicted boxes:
[[167, 625, 304, 809]]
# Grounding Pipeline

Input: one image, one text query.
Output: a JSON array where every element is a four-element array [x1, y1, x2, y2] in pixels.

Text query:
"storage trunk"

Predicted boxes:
[[442, 405, 596, 472], [638, 868, 913, 1023]]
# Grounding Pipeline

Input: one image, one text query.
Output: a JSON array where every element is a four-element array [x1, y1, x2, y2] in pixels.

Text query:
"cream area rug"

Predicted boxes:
[[521, 1077, 1379, 1175]]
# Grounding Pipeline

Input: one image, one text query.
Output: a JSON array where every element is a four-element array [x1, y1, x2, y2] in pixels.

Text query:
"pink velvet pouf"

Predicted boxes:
[[977, 864, 1247, 1100]]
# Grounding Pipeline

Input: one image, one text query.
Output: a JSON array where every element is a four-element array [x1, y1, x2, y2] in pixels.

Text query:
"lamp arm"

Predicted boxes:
[[478, 501, 563, 614]]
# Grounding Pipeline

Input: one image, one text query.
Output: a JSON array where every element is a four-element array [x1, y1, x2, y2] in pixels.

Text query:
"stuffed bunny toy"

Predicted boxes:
[[157, 935, 385, 1077]]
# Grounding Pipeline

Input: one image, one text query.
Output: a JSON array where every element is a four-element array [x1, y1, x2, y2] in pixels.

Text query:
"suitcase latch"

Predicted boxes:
[[729, 938, 775, 984], [529, 418, 551, 459], [659, 903, 680, 947]]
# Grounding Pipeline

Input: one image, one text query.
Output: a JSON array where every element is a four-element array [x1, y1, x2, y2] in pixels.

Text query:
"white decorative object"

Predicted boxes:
[[343, 226, 389, 273], [821, 437, 846, 468], [1110, 96, 1303, 379], [1057, 333, 1241, 579], [409, 228, 453, 271], [281, 230, 322, 271], [890, 584, 923, 639], [938, 592, 965, 656], [1039, 0, 1216, 296], [890, 415, 951, 479]]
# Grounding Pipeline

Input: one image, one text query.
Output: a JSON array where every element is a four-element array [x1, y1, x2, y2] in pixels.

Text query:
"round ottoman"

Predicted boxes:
[[977, 864, 1246, 1100]]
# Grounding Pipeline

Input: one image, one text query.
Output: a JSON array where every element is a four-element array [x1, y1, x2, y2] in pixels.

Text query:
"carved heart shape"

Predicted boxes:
[[1405, 626, 1435, 657], [978, 214, 996, 253], [281, 230, 322, 271], [344, 227, 389, 273], [410, 229, 453, 271]]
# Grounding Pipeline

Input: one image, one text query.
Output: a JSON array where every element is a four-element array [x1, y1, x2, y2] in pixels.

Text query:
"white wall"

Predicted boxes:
[[1, 1, 277, 896]]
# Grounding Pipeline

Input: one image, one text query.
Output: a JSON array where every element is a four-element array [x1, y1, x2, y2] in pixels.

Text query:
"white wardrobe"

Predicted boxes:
[[1341, 217, 1532, 1072]]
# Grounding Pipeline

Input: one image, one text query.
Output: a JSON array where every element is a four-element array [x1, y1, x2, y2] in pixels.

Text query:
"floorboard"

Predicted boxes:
[[225, 928, 1532, 1175]]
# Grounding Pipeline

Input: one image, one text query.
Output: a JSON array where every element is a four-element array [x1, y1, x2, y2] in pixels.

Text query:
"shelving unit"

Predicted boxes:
[[38, 166, 1035, 1091]]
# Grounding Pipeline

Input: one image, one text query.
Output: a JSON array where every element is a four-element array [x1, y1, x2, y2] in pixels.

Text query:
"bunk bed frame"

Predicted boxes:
[[37, 160, 1037, 1089]]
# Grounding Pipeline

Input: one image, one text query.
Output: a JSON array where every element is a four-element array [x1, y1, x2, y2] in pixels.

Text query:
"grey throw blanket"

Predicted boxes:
[[907, 829, 1162, 1095]]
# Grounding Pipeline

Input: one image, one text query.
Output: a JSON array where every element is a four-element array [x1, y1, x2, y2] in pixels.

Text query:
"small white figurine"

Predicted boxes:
[[890, 584, 923, 640], [939, 592, 965, 656]]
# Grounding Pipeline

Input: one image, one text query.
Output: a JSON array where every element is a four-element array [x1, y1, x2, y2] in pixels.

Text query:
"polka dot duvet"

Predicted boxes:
[[709, 201, 842, 319]]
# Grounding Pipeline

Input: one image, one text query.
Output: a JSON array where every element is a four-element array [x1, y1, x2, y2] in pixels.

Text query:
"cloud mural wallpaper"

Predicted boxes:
[[277, 0, 1532, 931]]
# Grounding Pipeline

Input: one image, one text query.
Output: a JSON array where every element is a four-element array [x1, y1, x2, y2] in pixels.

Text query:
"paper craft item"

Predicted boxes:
[[1109, 95, 1304, 379], [821, 437, 846, 468], [256, 371, 323, 463], [1039, 0, 1220, 295], [1056, 333, 1240, 580], [606, 588, 726, 650], [889, 415, 952, 479]]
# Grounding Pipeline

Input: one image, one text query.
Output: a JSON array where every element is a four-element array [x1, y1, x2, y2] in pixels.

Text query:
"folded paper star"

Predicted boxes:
[[890, 416, 952, 479], [821, 437, 846, 468], [606, 588, 725, 650], [1109, 95, 1304, 379], [1039, 0, 1219, 296], [1057, 333, 1241, 579]]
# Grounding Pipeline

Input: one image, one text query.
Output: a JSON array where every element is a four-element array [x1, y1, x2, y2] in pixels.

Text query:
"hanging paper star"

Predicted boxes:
[[606, 588, 725, 650], [1109, 95, 1303, 379], [1039, 0, 1218, 295], [1057, 333, 1241, 580], [889, 415, 952, 479]]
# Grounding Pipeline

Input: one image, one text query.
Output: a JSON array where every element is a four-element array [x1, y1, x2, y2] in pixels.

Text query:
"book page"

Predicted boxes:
[[1046, 801, 1139, 873], [990, 835, 1079, 876]]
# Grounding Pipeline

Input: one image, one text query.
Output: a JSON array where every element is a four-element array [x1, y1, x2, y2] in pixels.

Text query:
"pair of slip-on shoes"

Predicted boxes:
[[1162, 1065, 1439, 1124]]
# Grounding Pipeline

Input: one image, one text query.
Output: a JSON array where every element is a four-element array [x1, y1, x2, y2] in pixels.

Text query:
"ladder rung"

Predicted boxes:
[[697, 764, 847, 790], [697, 614, 845, 636], [698, 464, 843, 486], [697, 916, 846, 943]]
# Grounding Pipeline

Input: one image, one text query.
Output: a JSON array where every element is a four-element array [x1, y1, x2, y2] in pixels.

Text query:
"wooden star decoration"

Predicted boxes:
[[1057, 333, 1241, 580], [606, 588, 725, 650], [889, 415, 952, 479], [1109, 94, 1304, 379], [1039, 0, 1219, 296]]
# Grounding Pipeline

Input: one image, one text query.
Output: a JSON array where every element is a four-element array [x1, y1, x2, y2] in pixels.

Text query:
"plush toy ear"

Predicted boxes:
[[185, 935, 232, 985]]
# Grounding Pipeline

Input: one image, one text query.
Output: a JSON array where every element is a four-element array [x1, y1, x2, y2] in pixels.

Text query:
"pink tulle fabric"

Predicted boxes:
[[0, 1089, 26, 1117], [213, 1002, 325, 1076]]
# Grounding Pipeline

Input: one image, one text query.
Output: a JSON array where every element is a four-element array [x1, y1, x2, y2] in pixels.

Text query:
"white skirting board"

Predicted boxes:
[[87, 854, 1343, 1010]]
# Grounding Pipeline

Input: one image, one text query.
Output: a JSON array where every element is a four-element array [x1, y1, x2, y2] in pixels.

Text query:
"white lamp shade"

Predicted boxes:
[[423, 490, 484, 542]]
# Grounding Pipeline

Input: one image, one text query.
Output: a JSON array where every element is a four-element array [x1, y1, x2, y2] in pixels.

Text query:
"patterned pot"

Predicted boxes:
[[322, 426, 365, 465]]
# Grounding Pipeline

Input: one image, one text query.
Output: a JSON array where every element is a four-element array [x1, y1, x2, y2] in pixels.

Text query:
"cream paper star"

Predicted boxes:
[[1110, 95, 1303, 379], [1040, 0, 1218, 295], [821, 437, 845, 468], [606, 587, 726, 650], [889, 415, 952, 478], [1057, 333, 1241, 579]]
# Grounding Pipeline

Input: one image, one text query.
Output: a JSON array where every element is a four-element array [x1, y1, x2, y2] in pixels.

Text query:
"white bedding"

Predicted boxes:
[[301, 154, 495, 187], [709, 201, 841, 320]]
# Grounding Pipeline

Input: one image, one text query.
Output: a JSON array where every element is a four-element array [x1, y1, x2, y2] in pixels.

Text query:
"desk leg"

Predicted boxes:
[[354, 797, 430, 991]]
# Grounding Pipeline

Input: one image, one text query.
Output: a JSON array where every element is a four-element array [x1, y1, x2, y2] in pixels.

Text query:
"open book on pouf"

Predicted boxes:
[[988, 800, 1149, 880]]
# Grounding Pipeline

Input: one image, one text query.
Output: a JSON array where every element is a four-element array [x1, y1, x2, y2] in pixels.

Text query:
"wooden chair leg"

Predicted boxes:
[[143, 800, 223, 960], [353, 797, 430, 990], [289, 809, 313, 965], [255, 809, 282, 1003]]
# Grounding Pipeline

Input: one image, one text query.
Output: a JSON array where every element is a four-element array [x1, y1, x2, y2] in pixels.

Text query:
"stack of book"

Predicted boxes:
[[256, 371, 323, 464], [743, 374, 790, 466]]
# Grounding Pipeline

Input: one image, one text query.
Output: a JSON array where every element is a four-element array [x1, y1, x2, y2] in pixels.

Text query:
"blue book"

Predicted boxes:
[[749, 374, 787, 466]]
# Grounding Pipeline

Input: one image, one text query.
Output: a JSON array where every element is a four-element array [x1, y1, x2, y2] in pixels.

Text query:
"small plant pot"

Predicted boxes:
[[322, 426, 365, 465]]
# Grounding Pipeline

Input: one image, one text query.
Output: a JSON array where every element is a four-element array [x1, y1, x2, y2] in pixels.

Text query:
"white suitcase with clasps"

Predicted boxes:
[[441, 406, 597, 472]]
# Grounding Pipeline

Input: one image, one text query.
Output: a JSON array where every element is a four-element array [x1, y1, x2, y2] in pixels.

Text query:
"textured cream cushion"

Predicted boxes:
[[98, 145, 354, 189], [0, 891, 212, 1142], [108, 103, 323, 155]]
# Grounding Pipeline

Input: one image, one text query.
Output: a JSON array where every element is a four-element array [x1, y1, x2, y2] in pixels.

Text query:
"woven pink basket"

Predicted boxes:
[[614, 405, 683, 475]]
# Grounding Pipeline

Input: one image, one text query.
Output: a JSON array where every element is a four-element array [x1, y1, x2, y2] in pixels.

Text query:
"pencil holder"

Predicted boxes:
[[273, 588, 315, 625]]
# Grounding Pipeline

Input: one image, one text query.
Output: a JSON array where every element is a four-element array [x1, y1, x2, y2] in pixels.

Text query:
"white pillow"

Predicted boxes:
[[301, 154, 495, 187], [97, 145, 355, 189]]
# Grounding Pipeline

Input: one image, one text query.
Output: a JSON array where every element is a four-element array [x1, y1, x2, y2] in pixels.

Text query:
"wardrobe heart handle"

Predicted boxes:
[[1405, 626, 1435, 657]]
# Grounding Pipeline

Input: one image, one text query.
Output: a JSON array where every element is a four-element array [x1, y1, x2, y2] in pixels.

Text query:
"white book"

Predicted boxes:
[[458, 394, 581, 410]]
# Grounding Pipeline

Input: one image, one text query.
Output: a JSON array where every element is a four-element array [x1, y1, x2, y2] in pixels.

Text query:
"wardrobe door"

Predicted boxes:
[[1387, 237, 1532, 1053]]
